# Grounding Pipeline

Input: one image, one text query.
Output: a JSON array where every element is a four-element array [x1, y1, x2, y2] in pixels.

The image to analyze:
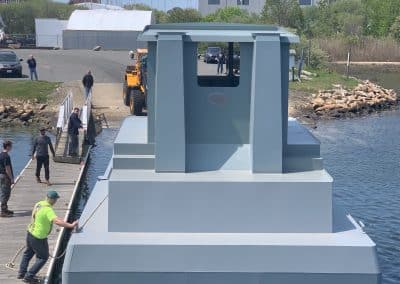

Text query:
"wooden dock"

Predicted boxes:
[[0, 83, 127, 283], [0, 156, 88, 283]]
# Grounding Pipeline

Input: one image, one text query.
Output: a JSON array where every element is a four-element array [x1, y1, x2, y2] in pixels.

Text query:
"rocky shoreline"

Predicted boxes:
[[311, 81, 398, 119], [0, 80, 397, 130], [0, 82, 77, 130], [0, 99, 55, 129]]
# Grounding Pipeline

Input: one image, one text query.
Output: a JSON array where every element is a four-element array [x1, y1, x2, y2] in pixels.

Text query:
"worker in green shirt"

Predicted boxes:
[[18, 190, 78, 283]]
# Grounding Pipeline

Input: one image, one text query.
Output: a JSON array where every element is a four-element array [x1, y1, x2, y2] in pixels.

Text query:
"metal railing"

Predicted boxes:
[[81, 90, 92, 131], [56, 91, 73, 131]]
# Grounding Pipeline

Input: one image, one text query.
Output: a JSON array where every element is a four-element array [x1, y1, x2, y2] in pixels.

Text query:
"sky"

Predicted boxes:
[[53, 0, 198, 10]]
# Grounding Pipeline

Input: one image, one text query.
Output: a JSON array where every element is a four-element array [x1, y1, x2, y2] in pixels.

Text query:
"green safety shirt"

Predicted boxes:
[[28, 200, 57, 239]]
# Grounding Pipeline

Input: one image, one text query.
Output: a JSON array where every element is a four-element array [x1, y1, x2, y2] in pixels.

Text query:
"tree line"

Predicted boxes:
[[2, 0, 400, 42], [126, 0, 400, 65], [126, 0, 400, 42], [2, 0, 400, 63], [0, 0, 83, 34]]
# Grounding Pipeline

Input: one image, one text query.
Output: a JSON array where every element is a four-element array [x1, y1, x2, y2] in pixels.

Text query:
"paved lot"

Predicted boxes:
[[1, 49, 129, 83], [92, 83, 130, 128], [1, 49, 236, 83]]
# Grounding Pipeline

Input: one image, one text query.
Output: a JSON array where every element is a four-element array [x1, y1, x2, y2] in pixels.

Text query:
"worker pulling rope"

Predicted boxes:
[[4, 193, 108, 273]]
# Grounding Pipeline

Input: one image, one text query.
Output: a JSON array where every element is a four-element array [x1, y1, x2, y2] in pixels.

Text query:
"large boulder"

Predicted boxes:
[[20, 110, 34, 121]]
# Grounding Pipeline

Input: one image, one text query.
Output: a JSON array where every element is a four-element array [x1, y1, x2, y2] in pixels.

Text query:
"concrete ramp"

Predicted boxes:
[[91, 83, 130, 128]]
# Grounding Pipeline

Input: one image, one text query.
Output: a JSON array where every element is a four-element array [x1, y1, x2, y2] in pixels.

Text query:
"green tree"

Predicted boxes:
[[124, 3, 152, 11], [166, 8, 202, 23], [390, 16, 400, 42], [203, 6, 259, 24], [261, 0, 304, 30], [302, 0, 365, 37], [0, 0, 82, 34], [363, 0, 400, 37], [124, 3, 168, 23]]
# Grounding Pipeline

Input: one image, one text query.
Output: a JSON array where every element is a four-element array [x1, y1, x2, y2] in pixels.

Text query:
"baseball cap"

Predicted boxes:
[[47, 190, 60, 199]]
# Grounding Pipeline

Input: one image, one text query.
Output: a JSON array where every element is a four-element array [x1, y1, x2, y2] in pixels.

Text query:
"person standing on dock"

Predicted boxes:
[[32, 128, 55, 186], [18, 190, 78, 283], [0, 140, 14, 218], [27, 55, 38, 81], [68, 107, 83, 157], [82, 70, 94, 99]]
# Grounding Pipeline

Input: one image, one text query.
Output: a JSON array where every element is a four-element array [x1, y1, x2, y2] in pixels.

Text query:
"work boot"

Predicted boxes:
[[23, 276, 40, 283], [36, 177, 41, 183], [0, 211, 13, 217], [17, 273, 25, 279]]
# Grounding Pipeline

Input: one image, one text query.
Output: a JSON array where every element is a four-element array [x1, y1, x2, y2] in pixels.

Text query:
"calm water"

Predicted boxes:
[[312, 111, 400, 283], [0, 72, 399, 283]]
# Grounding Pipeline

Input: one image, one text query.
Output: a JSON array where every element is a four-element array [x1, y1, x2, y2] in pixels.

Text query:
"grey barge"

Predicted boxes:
[[62, 23, 380, 284]]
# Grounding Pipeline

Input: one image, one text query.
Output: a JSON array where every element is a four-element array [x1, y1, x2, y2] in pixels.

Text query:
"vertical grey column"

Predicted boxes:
[[250, 35, 283, 173], [154, 34, 186, 172], [281, 42, 289, 149], [147, 41, 156, 143]]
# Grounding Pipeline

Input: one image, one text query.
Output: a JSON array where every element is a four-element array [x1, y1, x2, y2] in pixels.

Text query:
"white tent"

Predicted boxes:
[[35, 18, 68, 48], [67, 10, 153, 31]]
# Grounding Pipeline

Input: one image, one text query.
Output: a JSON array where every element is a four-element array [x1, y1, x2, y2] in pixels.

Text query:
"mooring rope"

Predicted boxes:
[[4, 193, 108, 272]]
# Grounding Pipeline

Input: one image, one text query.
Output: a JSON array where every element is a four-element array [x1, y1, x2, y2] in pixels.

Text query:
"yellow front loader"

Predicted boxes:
[[123, 48, 148, 115]]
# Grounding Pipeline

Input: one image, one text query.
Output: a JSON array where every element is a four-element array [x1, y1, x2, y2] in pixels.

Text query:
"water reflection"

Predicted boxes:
[[312, 109, 400, 284], [0, 127, 51, 175]]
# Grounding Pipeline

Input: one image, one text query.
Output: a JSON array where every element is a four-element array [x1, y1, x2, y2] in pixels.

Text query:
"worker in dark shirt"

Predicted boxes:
[[27, 55, 38, 81], [217, 51, 226, 74], [0, 140, 14, 217], [32, 128, 55, 186], [82, 70, 94, 99], [68, 108, 83, 156]]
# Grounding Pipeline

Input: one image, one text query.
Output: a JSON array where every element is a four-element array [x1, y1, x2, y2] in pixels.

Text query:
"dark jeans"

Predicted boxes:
[[217, 62, 224, 74], [29, 68, 38, 81], [84, 86, 92, 99], [69, 133, 79, 156], [0, 174, 11, 212], [19, 232, 49, 278], [36, 155, 50, 181]]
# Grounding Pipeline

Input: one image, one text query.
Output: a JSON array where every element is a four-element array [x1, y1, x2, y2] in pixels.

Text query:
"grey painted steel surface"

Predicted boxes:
[[109, 176, 333, 233], [63, 23, 380, 284], [154, 34, 186, 172], [250, 35, 283, 172], [63, 178, 379, 283], [62, 30, 146, 50]]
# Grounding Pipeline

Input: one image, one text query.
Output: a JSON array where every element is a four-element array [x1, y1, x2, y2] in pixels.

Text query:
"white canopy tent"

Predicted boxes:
[[67, 10, 153, 31], [63, 9, 154, 50]]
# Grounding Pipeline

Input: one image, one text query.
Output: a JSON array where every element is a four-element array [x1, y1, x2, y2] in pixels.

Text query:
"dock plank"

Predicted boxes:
[[0, 158, 83, 283]]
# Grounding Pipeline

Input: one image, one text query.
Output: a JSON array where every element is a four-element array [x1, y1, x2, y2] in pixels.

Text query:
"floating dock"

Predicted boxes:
[[0, 81, 129, 283], [0, 157, 87, 284]]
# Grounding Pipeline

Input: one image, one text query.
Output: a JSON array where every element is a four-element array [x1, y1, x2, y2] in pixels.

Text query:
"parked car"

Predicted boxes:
[[0, 51, 23, 77], [204, 46, 221, 63]]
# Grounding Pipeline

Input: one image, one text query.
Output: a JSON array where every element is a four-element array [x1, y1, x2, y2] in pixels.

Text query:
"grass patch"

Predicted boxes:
[[0, 80, 58, 103], [289, 69, 359, 94]]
